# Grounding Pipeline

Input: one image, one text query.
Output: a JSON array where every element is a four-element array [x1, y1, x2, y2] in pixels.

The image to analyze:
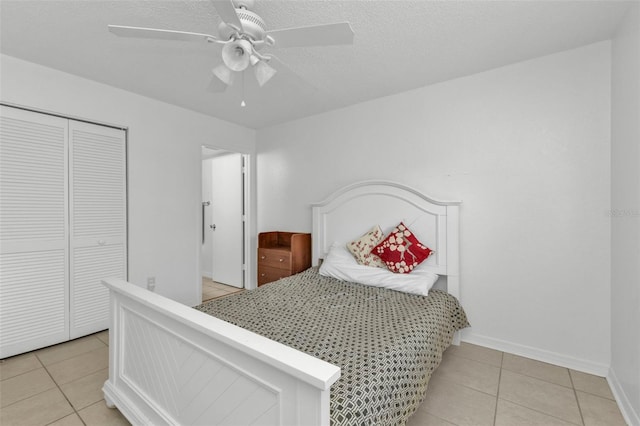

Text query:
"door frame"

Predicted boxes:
[[200, 145, 251, 295]]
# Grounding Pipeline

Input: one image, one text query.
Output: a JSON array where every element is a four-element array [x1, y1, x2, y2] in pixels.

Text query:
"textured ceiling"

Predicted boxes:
[[0, 0, 632, 129]]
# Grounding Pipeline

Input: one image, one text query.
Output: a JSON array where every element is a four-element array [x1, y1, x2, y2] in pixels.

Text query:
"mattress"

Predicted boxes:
[[195, 267, 469, 425]]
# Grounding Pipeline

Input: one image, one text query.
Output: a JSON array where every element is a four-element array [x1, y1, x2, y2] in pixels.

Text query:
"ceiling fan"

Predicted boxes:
[[108, 0, 354, 99]]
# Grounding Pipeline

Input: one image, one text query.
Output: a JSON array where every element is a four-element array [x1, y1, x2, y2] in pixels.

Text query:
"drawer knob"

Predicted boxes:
[[261, 273, 265, 277], [261, 256, 265, 260], [279, 258, 284, 262]]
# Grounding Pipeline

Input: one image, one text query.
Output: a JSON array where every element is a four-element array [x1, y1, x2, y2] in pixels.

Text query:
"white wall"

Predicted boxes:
[[0, 54, 256, 307], [611, 3, 640, 424], [257, 42, 612, 374]]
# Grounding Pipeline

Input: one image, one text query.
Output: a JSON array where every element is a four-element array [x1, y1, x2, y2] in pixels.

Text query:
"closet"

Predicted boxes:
[[0, 105, 127, 358]]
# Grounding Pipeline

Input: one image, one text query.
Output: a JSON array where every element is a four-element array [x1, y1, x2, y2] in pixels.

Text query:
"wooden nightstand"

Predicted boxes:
[[257, 232, 311, 286]]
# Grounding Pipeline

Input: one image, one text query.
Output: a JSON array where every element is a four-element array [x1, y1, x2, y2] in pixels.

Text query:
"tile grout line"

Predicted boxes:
[[422, 410, 455, 425], [499, 367, 575, 390], [445, 350, 503, 368], [434, 373, 501, 399], [498, 366, 586, 425], [493, 351, 504, 425], [434, 351, 502, 399], [429, 364, 502, 402], [569, 369, 587, 426], [498, 396, 585, 425], [0, 359, 54, 411], [425, 344, 620, 426], [0, 335, 105, 419], [36, 333, 108, 426], [446, 346, 598, 426], [36, 352, 88, 426], [0, 355, 42, 381]]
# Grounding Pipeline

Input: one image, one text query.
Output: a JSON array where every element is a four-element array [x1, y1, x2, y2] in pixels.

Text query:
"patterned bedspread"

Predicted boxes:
[[195, 267, 469, 425]]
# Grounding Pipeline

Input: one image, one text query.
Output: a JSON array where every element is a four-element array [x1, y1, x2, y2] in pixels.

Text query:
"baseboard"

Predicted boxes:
[[202, 271, 213, 280], [608, 367, 640, 426], [461, 331, 610, 376]]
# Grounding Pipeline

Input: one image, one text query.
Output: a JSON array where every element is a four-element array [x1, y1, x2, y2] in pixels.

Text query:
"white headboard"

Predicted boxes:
[[311, 181, 461, 299]]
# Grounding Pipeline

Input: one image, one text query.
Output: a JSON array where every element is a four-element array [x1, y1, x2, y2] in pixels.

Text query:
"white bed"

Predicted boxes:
[[102, 180, 461, 425]]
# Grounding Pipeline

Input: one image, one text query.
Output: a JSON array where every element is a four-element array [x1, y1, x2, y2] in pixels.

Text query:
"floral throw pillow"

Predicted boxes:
[[346, 225, 387, 268], [373, 222, 433, 273]]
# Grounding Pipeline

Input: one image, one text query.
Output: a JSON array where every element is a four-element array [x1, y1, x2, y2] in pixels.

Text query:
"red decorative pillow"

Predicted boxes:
[[373, 222, 433, 273]]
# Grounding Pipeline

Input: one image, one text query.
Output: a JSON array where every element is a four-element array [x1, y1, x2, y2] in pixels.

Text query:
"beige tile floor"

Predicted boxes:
[[0, 331, 129, 426], [0, 282, 242, 425], [1, 333, 626, 426], [202, 277, 244, 302], [407, 343, 627, 426]]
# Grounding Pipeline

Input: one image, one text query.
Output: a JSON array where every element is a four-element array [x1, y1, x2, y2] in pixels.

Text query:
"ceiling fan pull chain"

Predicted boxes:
[[240, 72, 247, 107]]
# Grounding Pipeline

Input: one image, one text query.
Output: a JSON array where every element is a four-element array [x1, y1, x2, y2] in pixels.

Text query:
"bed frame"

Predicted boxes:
[[102, 181, 461, 425]]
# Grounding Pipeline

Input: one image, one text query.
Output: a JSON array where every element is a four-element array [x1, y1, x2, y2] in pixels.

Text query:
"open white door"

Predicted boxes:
[[209, 152, 244, 288]]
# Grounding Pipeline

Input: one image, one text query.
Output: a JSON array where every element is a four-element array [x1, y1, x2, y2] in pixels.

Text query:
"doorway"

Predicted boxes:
[[201, 146, 246, 290]]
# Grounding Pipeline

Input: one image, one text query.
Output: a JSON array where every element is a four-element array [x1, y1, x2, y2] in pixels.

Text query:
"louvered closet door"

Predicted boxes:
[[0, 106, 69, 358], [69, 121, 126, 339]]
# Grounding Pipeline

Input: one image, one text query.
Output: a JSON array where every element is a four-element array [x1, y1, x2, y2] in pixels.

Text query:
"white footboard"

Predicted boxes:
[[101, 279, 341, 426]]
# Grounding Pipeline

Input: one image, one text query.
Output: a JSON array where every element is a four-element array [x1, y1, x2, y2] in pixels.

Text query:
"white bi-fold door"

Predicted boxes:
[[69, 120, 127, 338], [0, 107, 70, 357], [0, 106, 127, 358]]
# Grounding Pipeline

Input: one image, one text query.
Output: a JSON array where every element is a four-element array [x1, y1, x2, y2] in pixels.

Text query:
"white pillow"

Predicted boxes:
[[319, 243, 439, 296]]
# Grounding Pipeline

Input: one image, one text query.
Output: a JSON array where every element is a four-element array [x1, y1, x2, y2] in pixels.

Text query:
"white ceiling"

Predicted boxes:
[[0, 0, 632, 129]]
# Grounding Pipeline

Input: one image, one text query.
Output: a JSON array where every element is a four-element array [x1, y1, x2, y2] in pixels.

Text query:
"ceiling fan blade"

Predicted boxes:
[[108, 25, 219, 43], [267, 22, 354, 48], [254, 61, 277, 87], [208, 72, 230, 93], [210, 0, 243, 31], [268, 55, 342, 107], [268, 56, 320, 94]]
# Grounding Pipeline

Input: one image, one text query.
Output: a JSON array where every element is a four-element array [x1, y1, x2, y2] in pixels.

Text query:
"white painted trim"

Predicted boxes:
[[105, 278, 340, 388], [608, 367, 640, 426], [103, 278, 340, 425], [462, 332, 610, 376], [200, 146, 254, 291], [0, 101, 128, 130], [312, 180, 462, 207], [311, 180, 461, 301]]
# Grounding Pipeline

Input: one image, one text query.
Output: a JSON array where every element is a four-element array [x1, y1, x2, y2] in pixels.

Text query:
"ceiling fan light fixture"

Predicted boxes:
[[222, 38, 253, 72], [212, 64, 234, 85], [254, 60, 277, 87]]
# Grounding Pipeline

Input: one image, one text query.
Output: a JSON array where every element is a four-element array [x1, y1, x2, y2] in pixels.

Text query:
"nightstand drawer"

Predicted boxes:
[[257, 232, 311, 287], [258, 248, 291, 270], [257, 265, 289, 286]]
